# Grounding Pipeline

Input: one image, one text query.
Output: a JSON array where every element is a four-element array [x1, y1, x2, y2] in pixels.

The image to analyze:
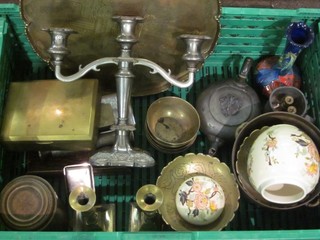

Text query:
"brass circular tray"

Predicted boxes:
[[156, 153, 239, 231], [20, 0, 221, 96]]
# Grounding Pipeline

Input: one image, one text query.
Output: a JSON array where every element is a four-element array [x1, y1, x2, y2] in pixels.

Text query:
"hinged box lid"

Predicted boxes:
[[1, 79, 99, 151]]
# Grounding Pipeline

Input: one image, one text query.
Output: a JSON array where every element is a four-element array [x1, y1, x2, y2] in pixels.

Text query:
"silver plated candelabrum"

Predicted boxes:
[[44, 16, 211, 168]]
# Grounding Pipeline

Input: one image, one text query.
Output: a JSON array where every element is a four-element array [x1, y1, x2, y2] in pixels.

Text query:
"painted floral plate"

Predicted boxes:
[[156, 153, 239, 231]]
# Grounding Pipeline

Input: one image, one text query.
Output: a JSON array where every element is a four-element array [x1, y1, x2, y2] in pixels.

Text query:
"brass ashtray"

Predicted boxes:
[[156, 153, 240, 231]]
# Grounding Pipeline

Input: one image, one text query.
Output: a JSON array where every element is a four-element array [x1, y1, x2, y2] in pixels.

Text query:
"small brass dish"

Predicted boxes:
[[146, 97, 200, 149], [156, 153, 240, 231]]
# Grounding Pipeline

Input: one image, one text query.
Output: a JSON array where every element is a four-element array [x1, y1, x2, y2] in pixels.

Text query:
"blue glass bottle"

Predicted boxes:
[[255, 22, 314, 97]]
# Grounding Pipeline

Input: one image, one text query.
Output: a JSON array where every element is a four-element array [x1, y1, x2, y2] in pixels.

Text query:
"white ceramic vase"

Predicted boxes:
[[247, 124, 320, 204]]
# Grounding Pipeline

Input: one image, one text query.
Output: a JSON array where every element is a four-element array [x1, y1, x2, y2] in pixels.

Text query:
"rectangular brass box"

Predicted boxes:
[[1, 79, 99, 151]]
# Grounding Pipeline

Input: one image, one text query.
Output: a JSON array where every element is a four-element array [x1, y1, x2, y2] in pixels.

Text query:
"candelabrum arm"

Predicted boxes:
[[53, 56, 195, 88], [133, 58, 195, 88], [54, 57, 118, 82]]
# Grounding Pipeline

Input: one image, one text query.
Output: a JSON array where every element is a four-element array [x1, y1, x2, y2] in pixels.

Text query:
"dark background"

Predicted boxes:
[[0, 0, 319, 8]]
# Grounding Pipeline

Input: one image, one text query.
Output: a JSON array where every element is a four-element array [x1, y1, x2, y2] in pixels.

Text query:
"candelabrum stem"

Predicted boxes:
[[44, 16, 211, 167]]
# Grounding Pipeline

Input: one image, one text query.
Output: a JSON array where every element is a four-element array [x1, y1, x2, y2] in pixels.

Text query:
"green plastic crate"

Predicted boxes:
[[0, 13, 32, 196], [0, 4, 320, 240]]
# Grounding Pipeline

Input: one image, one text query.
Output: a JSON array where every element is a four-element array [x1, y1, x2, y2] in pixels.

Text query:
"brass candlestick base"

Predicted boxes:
[[129, 184, 164, 231], [64, 164, 116, 231], [73, 204, 116, 232]]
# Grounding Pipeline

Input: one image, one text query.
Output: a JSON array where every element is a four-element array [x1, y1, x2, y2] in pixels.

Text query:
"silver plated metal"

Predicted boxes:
[[45, 16, 210, 167]]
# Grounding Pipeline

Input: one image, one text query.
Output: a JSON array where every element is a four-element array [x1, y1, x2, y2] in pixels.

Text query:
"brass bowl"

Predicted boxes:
[[156, 153, 240, 231], [146, 97, 200, 148], [232, 112, 320, 209], [145, 122, 196, 154]]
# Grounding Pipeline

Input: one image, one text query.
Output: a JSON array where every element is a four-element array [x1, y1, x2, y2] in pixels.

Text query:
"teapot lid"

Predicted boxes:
[[208, 83, 257, 126]]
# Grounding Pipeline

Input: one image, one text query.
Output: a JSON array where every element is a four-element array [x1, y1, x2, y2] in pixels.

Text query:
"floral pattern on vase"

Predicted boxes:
[[175, 176, 225, 226], [262, 132, 280, 166], [248, 127, 319, 176], [291, 133, 320, 176]]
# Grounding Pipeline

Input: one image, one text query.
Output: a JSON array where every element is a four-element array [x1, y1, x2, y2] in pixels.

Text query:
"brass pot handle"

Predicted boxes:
[[306, 195, 320, 207]]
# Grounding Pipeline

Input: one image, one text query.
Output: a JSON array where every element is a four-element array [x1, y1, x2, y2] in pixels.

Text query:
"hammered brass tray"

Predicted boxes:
[[156, 153, 240, 231], [20, 0, 221, 96]]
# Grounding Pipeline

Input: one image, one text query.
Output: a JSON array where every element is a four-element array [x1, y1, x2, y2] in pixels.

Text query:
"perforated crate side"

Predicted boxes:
[[0, 5, 319, 240], [203, 7, 320, 67], [0, 16, 30, 191], [298, 23, 320, 127]]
